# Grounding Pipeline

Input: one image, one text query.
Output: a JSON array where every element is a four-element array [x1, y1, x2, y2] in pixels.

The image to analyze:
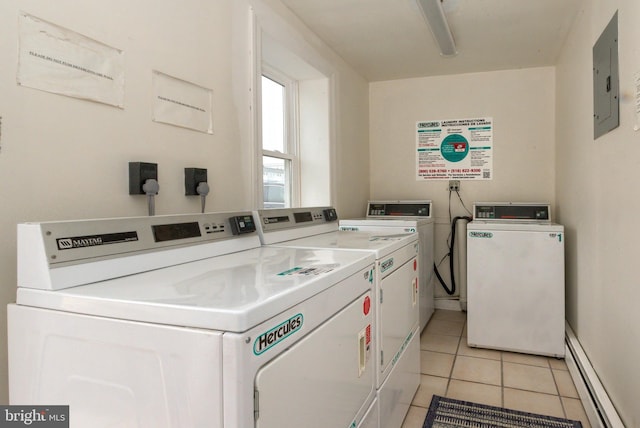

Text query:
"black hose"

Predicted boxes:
[[435, 216, 472, 295]]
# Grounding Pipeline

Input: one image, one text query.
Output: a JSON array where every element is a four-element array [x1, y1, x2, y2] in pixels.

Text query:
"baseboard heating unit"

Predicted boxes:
[[565, 322, 624, 428]]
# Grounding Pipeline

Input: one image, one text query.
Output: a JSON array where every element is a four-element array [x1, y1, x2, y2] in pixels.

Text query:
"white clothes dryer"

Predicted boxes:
[[254, 207, 420, 428], [339, 200, 435, 331], [9, 211, 377, 428]]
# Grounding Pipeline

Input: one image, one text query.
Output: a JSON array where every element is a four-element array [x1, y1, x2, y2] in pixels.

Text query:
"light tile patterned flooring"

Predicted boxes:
[[401, 309, 592, 428]]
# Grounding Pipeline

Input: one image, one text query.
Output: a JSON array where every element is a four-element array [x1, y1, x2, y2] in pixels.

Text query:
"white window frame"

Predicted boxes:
[[260, 66, 300, 208], [251, 11, 336, 210]]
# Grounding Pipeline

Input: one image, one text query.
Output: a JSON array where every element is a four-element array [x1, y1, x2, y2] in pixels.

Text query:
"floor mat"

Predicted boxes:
[[424, 395, 583, 428]]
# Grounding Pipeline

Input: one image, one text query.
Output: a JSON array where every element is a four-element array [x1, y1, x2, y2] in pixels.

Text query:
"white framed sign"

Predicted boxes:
[[416, 117, 493, 180]]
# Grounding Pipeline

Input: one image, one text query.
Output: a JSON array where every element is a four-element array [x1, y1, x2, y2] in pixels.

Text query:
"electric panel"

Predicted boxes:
[[593, 11, 619, 139]]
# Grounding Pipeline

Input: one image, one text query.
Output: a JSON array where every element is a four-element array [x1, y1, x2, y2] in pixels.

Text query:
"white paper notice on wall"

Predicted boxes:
[[416, 117, 493, 181], [17, 13, 124, 108], [152, 71, 213, 134]]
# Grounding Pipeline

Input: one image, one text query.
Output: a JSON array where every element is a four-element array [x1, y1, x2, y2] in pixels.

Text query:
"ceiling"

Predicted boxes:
[[280, 0, 584, 82]]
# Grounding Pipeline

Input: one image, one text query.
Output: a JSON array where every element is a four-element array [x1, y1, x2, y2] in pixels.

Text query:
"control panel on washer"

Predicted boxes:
[[473, 203, 550, 221], [18, 211, 261, 291], [255, 206, 338, 232], [20, 211, 257, 267], [366, 200, 431, 218]]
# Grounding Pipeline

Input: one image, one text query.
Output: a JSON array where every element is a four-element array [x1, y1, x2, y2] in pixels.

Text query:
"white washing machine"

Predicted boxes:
[[339, 200, 435, 331], [8, 211, 377, 428], [466, 202, 565, 358], [254, 207, 420, 428]]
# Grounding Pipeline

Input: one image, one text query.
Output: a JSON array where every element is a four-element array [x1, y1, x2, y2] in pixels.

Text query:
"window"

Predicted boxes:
[[256, 28, 332, 209], [261, 73, 297, 208]]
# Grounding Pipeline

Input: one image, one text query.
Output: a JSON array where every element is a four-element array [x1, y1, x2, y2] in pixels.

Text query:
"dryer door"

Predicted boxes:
[[255, 291, 374, 428], [378, 254, 419, 384]]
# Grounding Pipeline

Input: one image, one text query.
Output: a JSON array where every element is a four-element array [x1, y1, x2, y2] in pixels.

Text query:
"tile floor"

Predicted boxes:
[[401, 309, 592, 428]]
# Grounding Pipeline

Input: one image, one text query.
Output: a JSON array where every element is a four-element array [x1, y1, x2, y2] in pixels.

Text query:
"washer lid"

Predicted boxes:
[[269, 230, 418, 259], [16, 246, 375, 333], [467, 221, 564, 232], [339, 217, 433, 228]]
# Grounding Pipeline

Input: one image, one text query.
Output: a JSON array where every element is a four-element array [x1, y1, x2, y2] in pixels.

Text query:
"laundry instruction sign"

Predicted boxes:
[[416, 117, 493, 181]]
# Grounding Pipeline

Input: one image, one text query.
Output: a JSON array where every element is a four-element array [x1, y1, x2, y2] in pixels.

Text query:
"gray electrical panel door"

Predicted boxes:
[[593, 11, 619, 139]]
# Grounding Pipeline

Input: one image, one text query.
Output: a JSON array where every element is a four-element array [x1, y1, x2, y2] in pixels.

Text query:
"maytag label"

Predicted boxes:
[[0, 406, 69, 427], [56, 231, 138, 250]]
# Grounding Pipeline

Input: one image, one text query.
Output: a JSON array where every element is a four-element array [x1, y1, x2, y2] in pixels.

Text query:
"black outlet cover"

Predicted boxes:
[[185, 168, 208, 195], [129, 162, 158, 195]]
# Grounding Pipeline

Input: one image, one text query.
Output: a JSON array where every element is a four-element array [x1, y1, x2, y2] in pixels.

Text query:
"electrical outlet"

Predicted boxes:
[[129, 162, 158, 194], [448, 180, 460, 192], [184, 168, 208, 195]]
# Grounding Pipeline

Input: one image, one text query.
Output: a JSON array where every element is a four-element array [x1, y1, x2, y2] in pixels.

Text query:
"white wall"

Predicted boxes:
[[299, 79, 331, 207], [0, 0, 369, 404], [370, 67, 556, 298], [334, 73, 371, 219], [556, 0, 640, 425]]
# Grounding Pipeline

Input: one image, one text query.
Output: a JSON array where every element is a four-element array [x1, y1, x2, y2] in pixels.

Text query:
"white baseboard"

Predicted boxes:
[[564, 322, 625, 428], [434, 298, 462, 311]]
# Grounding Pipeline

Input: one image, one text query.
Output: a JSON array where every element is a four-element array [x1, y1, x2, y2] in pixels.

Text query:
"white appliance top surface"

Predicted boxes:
[[340, 217, 433, 227], [468, 221, 564, 231], [270, 230, 417, 259], [17, 246, 375, 333]]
